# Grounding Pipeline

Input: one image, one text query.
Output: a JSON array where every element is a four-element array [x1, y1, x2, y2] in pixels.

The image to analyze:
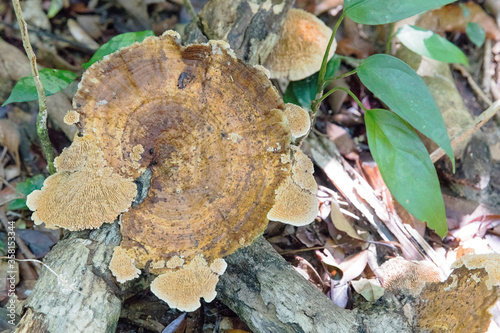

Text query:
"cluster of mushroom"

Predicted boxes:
[[26, 18, 335, 311]]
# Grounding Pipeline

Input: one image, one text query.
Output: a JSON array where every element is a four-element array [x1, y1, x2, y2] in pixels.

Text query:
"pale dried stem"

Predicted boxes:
[[453, 63, 493, 106], [430, 99, 500, 163], [11, 0, 55, 174], [483, 39, 492, 95], [183, 0, 198, 24]]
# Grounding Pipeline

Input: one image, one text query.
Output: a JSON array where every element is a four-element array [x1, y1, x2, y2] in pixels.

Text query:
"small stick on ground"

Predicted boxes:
[[430, 99, 500, 163], [483, 39, 492, 96], [183, 0, 198, 24], [11, 0, 55, 174], [453, 64, 493, 107]]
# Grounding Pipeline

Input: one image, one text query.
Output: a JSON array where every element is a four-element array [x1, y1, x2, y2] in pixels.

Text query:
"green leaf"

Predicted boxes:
[[83, 30, 154, 69], [2, 68, 78, 106], [285, 56, 341, 108], [8, 175, 45, 210], [357, 54, 454, 169], [344, 0, 456, 25], [396, 25, 468, 66], [459, 3, 470, 18], [365, 109, 448, 236], [466, 22, 486, 48], [47, 0, 63, 18]]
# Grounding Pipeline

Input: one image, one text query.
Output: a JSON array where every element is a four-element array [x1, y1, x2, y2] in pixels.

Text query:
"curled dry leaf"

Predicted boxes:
[[0, 119, 21, 172], [417, 2, 500, 40], [351, 278, 384, 302], [330, 195, 363, 240]]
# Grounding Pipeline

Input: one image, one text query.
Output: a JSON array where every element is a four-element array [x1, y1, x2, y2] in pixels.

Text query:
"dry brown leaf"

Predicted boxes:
[[351, 278, 384, 302], [67, 19, 99, 50], [330, 196, 363, 240], [339, 250, 368, 284], [291, 255, 326, 291], [417, 2, 500, 40], [0, 119, 21, 172], [316, 0, 344, 15]]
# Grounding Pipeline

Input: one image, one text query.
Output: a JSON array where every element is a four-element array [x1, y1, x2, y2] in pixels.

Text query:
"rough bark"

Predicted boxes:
[[199, 0, 294, 65], [218, 237, 411, 333], [16, 223, 122, 333]]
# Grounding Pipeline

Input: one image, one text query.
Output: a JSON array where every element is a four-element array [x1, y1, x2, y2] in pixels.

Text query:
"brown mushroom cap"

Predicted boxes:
[[284, 103, 311, 138], [263, 8, 337, 81], [71, 34, 291, 268], [26, 134, 137, 230], [267, 147, 319, 226]]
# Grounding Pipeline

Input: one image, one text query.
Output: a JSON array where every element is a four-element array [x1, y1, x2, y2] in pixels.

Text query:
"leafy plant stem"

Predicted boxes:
[[322, 68, 358, 88], [12, 0, 55, 174], [337, 55, 362, 68], [385, 24, 395, 54], [313, 86, 367, 115], [183, 0, 198, 24], [317, 11, 346, 97]]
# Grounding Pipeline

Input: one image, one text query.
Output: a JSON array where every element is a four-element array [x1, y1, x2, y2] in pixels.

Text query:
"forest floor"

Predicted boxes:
[[2, 0, 500, 332]]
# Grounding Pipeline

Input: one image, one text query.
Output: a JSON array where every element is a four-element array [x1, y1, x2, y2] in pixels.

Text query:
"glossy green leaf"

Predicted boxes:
[[83, 30, 154, 69], [47, 0, 63, 18], [2, 69, 78, 106], [357, 54, 454, 169], [284, 56, 341, 108], [344, 0, 456, 25], [365, 109, 447, 236], [396, 25, 468, 66], [466, 22, 486, 48], [8, 175, 45, 210]]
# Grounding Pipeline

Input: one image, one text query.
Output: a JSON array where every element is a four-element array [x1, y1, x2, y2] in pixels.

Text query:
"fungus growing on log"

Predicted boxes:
[[374, 254, 500, 332], [26, 134, 137, 230], [377, 257, 443, 295], [267, 147, 318, 226], [284, 103, 311, 138], [40, 31, 319, 312], [264, 8, 337, 81]]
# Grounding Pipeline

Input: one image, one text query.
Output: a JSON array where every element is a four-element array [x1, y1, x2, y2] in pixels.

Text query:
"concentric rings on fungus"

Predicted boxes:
[[62, 32, 318, 311]]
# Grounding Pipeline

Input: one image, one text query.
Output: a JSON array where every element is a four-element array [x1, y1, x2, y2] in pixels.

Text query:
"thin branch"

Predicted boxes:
[[12, 0, 56, 174], [453, 63, 493, 107], [430, 99, 500, 163], [183, 0, 198, 24]]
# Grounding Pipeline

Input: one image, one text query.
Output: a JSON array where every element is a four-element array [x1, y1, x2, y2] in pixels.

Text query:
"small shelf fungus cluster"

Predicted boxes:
[[27, 32, 320, 312]]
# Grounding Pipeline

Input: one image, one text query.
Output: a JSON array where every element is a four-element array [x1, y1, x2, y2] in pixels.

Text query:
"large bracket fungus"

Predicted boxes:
[[28, 32, 319, 312]]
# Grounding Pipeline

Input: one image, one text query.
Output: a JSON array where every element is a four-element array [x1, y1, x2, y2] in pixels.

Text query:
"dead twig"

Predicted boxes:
[[483, 39, 492, 96], [453, 63, 493, 106], [12, 0, 55, 174], [430, 99, 500, 163]]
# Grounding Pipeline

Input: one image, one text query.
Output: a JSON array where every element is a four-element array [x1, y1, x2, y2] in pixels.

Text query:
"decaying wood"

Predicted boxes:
[[199, 0, 294, 65], [16, 223, 122, 333], [218, 237, 411, 333]]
